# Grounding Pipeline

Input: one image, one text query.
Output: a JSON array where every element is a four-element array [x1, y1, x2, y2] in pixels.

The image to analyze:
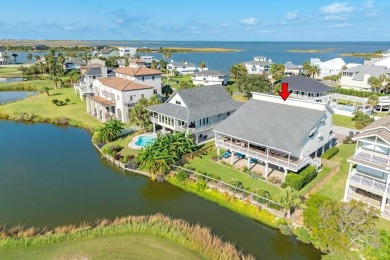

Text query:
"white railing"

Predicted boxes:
[[215, 140, 311, 172], [355, 150, 389, 165], [149, 117, 222, 133], [349, 172, 387, 193]]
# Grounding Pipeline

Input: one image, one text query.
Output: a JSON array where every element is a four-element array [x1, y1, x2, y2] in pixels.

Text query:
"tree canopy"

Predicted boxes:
[[235, 74, 270, 99], [229, 63, 247, 79], [352, 110, 374, 129], [95, 120, 125, 143]]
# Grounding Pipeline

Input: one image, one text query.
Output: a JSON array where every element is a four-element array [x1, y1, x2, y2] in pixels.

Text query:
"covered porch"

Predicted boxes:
[[86, 95, 116, 122], [214, 132, 315, 180]]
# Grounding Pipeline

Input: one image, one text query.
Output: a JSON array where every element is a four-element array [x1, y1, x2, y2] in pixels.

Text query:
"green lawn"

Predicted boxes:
[[299, 165, 333, 195], [317, 144, 355, 200], [185, 150, 281, 197], [0, 235, 203, 260], [162, 75, 192, 90], [332, 114, 356, 129], [102, 131, 141, 157], [0, 66, 24, 78], [1, 87, 102, 130], [0, 79, 54, 91]]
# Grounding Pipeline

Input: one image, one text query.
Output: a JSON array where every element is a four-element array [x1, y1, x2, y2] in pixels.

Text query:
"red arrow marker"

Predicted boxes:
[[278, 82, 291, 101]]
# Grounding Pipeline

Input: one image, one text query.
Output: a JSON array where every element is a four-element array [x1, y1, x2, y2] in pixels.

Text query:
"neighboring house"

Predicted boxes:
[[281, 76, 334, 101], [340, 65, 389, 91], [98, 48, 119, 57], [74, 66, 115, 100], [310, 58, 346, 78], [86, 66, 163, 123], [118, 47, 137, 57], [63, 57, 87, 71], [191, 70, 230, 86], [244, 56, 273, 76], [343, 116, 390, 219], [129, 56, 156, 68], [167, 61, 197, 75], [284, 62, 302, 76], [382, 49, 390, 57], [31, 44, 49, 51], [87, 58, 106, 67], [0, 48, 11, 65], [147, 85, 242, 143], [365, 56, 390, 68], [214, 93, 335, 180]]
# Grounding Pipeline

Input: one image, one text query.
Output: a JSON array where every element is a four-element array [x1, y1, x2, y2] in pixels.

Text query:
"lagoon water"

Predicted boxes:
[[0, 120, 321, 259], [0, 91, 35, 104], [14, 41, 390, 71]]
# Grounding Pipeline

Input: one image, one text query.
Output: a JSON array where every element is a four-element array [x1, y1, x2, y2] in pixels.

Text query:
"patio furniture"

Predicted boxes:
[[250, 158, 257, 163], [222, 150, 231, 158], [234, 152, 245, 159]]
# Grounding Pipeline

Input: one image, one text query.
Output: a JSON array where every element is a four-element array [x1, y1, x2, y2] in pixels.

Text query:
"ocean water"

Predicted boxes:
[[12, 41, 390, 71]]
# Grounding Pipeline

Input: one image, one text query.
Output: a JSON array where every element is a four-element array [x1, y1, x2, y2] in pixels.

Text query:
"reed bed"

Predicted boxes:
[[0, 213, 254, 260]]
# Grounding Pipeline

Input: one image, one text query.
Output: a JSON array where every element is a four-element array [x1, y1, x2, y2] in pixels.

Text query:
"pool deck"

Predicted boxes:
[[128, 133, 157, 150]]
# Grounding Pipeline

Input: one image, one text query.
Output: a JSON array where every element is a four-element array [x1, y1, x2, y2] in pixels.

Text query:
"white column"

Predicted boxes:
[[195, 134, 199, 144], [283, 168, 288, 182], [153, 122, 156, 133], [343, 163, 353, 201], [264, 163, 269, 178], [162, 126, 166, 134], [380, 173, 390, 214], [86, 99, 90, 114], [217, 147, 220, 156], [230, 152, 234, 164], [102, 106, 107, 122], [247, 158, 250, 169]]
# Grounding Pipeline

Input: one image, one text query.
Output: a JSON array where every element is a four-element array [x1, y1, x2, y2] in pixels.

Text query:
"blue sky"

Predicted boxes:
[[0, 0, 389, 41]]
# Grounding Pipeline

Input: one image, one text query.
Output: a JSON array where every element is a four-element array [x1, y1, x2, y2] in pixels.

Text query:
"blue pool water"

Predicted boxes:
[[135, 136, 156, 147]]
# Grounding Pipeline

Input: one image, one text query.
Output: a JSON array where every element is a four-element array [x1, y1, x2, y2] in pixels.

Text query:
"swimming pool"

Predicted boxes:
[[135, 136, 156, 147]]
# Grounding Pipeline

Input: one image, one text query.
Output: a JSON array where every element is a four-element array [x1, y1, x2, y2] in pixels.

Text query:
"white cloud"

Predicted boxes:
[[320, 2, 354, 14], [327, 23, 350, 28], [285, 11, 298, 20], [240, 17, 258, 25], [324, 15, 348, 21], [220, 23, 230, 28], [364, 0, 373, 9]]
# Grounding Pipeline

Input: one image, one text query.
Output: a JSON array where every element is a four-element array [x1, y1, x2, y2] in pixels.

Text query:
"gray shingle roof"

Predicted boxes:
[[343, 65, 387, 81], [147, 85, 242, 122], [284, 62, 301, 69], [192, 70, 229, 76], [85, 67, 115, 77], [64, 57, 86, 66], [214, 98, 325, 153], [281, 76, 334, 94]]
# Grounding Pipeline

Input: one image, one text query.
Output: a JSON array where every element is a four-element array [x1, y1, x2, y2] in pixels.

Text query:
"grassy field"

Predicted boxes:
[[332, 114, 356, 129], [1, 87, 102, 130], [162, 74, 192, 90], [0, 78, 55, 91], [185, 149, 281, 197], [0, 66, 24, 78], [1, 235, 203, 260], [102, 131, 141, 157], [317, 144, 355, 200]]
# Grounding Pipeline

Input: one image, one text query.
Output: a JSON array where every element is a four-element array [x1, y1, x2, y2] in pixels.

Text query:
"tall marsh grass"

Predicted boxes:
[[0, 213, 254, 260]]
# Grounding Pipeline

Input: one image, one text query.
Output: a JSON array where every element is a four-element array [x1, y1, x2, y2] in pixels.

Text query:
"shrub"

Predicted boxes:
[[114, 153, 122, 161], [227, 179, 244, 190], [127, 159, 138, 170], [210, 155, 218, 161], [321, 147, 339, 160], [196, 180, 207, 191], [343, 136, 356, 144], [120, 155, 130, 164], [268, 176, 282, 185], [284, 166, 317, 191], [278, 223, 292, 236], [268, 201, 282, 210], [175, 171, 189, 182], [294, 227, 311, 244]]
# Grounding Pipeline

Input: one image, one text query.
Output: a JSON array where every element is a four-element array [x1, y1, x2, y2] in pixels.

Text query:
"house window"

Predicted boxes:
[[152, 76, 155, 80], [130, 95, 133, 101], [227, 112, 230, 116], [141, 94, 144, 98], [142, 77, 145, 81], [153, 89, 157, 94], [176, 100, 181, 105]]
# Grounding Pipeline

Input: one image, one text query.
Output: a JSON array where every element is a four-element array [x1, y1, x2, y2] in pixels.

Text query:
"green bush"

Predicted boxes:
[[294, 227, 311, 244], [227, 179, 244, 190], [175, 171, 189, 182], [321, 147, 339, 160], [196, 180, 207, 191], [336, 87, 386, 97], [278, 223, 292, 236], [283, 166, 317, 191]]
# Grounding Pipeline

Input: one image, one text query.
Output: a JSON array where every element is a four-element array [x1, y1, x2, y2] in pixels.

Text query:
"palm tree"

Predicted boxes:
[[198, 61, 206, 71], [277, 187, 304, 219], [129, 98, 150, 133], [27, 53, 33, 64], [151, 60, 158, 69], [229, 63, 247, 79], [162, 84, 173, 100], [95, 119, 125, 143], [69, 70, 80, 85], [368, 76, 383, 93], [11, 53, 18, 63], [309, 64, 321, 78], [41, 86, 51, 96], [367, 94, 379, 114], [162, 49, 172, 62]]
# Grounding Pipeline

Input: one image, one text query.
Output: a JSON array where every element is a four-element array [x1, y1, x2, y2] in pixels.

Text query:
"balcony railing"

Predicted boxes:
[[355, 150, 389, 165], [349, 172, 388, 194], [149, 117, 222, 133], [124, 101, 136, 108], [215, 140, 313, 172]]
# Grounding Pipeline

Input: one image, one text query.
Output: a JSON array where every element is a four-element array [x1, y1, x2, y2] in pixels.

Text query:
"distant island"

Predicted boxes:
[[340, 52, 383, 58], [286, 48, 336, 53]]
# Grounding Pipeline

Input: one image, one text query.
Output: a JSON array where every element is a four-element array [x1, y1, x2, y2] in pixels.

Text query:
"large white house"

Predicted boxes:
[[74, 66, 115, 100], [167, 61, 197, 75], [118, 47, 137, 57], [214, 93, 335, 180], [340, 65, 390, 91], [85, 66, 162, 123], [147, 85, 242, 143], [191, 70, 230, 86], [343, 116, 390, 219], [0, 48, 11, 65], [244, 56, 273, 76], [310, 58, 347, 78], [284, 62, 302, 76]]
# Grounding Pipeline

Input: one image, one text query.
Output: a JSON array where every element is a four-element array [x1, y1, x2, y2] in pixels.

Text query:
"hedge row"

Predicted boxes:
[[336, 87, 386, 97], [282, 166, 317, 191], [321, 147, 339, 160]]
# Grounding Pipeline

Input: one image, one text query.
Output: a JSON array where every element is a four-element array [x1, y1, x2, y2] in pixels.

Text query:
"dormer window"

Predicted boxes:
[[176, 100, 181, 105]]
